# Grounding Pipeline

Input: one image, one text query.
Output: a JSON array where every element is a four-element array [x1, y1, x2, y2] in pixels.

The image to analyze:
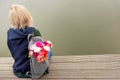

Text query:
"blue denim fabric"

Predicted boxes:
[[48, 50, 52, 60]]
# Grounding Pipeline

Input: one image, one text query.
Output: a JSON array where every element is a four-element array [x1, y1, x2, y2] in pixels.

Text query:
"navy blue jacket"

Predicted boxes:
[[7, 27, 35, 74]]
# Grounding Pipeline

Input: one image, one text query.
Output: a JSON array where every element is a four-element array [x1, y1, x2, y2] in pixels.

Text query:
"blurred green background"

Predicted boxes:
[[1, 0, 120, 57]]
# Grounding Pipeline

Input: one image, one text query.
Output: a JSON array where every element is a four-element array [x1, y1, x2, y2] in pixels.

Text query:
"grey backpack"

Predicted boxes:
[[28, 34, 49, 79]]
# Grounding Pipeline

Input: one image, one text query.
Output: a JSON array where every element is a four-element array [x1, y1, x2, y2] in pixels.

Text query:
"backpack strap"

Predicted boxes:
[[27, 33, 34, 42]]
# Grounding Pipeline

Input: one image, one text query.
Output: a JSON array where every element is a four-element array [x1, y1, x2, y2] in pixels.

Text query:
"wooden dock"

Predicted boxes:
[[0, 54, 120, 80]]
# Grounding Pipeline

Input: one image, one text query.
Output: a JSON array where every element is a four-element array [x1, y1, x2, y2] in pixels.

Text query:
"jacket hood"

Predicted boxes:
[[7, 27, 34, 40]]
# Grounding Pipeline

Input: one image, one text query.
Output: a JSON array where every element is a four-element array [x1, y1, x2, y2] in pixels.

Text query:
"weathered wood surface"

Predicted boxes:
[[0, 54, 120, 80]]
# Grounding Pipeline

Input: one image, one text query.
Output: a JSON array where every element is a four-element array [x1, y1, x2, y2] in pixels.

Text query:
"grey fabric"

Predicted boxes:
[[28, 34, 49, 79], [28, 34, 44, 49], [30, 57, 49, 79]]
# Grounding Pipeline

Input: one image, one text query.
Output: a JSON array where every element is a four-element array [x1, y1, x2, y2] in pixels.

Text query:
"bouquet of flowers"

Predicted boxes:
[[29, 40, 53, 63]]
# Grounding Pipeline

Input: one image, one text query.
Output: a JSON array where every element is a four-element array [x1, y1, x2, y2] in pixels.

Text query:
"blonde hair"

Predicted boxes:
[[9, 4, 33, 29]]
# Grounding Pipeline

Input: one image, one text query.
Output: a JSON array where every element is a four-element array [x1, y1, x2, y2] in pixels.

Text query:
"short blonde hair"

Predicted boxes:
[[9, 4, 33, 29]]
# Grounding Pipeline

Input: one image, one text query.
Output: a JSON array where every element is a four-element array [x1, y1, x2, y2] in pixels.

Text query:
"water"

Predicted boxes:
[[1, 0, 120, 57]]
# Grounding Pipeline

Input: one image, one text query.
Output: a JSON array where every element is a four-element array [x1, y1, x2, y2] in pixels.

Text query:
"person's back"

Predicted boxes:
[[7, 4, 37, 78], [7, 27, 35, 78]]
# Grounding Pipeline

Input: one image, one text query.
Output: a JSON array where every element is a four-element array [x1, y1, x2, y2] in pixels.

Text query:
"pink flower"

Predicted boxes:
[[43, 41, 53, 48], [37, 55, 42, 62], [33, 52, 38, 58], [35, 41, 44, 47], [43, 41, 48, 45]]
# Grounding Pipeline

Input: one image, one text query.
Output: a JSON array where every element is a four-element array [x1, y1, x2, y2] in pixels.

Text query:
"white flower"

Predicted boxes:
[[47, 40, 53, 48], [34, 47, 41, 52], [30, 44, 35, 50], [44, 46, 50, 51]]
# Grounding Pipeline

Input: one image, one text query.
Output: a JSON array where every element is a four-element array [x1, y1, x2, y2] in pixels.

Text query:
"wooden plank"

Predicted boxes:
[[0, 70, 120, 78], [0, 54, 120, 64], [51, 54, 120, 62], [0, 78, 119, 80], [0, 62, 120, 70]]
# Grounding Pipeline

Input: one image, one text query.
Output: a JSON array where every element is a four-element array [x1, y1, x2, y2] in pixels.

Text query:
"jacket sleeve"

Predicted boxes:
[[34, 28, 42, 36]]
